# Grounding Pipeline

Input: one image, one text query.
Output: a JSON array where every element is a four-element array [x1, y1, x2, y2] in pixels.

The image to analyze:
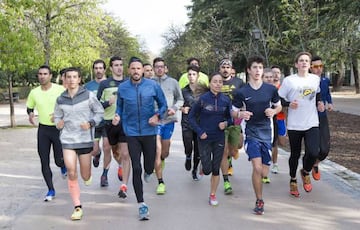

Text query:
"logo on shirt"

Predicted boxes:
[[245, 97, 252, 101]]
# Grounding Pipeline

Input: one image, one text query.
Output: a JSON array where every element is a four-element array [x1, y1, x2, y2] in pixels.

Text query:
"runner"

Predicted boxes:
[[97, 56, 130, 196], [54, 67, 104, 220], [26, 65, 67, 202], [219, 58, 245, 194], [310, 55, 334, 181], [181, 65, 207, 180], [188, 72, 232, 206], [84, 59, 108, 169], [152, 57, 184, 195], [232, 56, 282, 214], [113, 57, 167, 220], [278, 52, 324, 197]]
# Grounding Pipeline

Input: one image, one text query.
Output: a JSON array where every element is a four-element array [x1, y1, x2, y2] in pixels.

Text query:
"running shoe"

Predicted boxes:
[[300, 169, 312, 192], [312, 165, 321, 181], [44, 190, 55, 202], [84, 176, 92, 186], [118, 184, 128, 199], [144, 173, 151, 183], [100, 175, 108, 187], [290, 181, 300, 197], [209, 194, 219, 206], [118, 165, 123, 181], [139, 203, 149, 221], [192, 170, 199, 181], [92, 152, 101, 168], [156, 183, 166, 195], [271, 164, 279, 174], [253, 199, 264, 215], [61, 166, 67, 179], [262, 177, 271, 184], [71, 207, 83, 221], [185, 157, 191, 171], [224, 181, 233, 195]]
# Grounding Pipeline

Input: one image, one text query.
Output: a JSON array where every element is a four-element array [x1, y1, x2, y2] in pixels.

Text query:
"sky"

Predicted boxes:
[[102, 0, 192, 56]]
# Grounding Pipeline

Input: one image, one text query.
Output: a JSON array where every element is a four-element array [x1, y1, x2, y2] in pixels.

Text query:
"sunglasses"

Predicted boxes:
[[311, 64, 323, 68]]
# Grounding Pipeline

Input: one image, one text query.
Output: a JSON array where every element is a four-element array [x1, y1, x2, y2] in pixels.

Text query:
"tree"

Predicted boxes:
[[98, 15, 149, 65], [0, 1, 42, 127], [16, 0, 107, 71]]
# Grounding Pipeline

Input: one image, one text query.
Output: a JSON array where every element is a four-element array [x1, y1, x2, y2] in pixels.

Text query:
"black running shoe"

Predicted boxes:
[[93, 152, 101, 168]]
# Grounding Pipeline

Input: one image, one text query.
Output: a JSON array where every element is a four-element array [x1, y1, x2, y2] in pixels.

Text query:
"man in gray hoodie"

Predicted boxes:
[[151, 57, 184, 195]]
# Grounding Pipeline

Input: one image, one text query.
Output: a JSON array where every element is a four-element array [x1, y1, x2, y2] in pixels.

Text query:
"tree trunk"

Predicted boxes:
[[351, 55, 359, 94], [332, 61, 345, 92], [44, 13, 51, 65], [8, 73, 16, 127]]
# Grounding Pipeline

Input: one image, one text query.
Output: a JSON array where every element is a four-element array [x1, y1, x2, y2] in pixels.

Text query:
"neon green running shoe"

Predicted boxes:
[[262, 177, 271, 184], [224, 181, 233, 195], [84, 176, 92, 186], [156, 183, 166, 195], [71, 207, 83, 221]]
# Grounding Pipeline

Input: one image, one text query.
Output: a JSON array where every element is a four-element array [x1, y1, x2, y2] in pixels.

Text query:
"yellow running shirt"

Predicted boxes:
[[26, 83, 65, 126]]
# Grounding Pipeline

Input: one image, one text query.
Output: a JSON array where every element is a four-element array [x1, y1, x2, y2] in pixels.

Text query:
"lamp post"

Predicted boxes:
[[251, 27, 269, 66], [252, 28, 261, 40]]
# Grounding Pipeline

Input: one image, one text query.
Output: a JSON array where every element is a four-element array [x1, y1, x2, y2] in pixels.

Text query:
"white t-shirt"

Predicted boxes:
[[278, 73, 320, 131]]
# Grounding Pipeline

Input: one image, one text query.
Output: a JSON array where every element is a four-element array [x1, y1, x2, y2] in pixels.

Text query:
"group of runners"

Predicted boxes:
[[26, 51, 332, 220]]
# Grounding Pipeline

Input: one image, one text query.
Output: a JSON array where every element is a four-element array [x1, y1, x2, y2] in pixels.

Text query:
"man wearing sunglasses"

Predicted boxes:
[[310, 56, 334, 181]]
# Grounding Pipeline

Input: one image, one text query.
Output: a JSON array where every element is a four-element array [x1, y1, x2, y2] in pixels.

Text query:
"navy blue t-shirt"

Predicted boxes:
[[233, 82, 280, 143]]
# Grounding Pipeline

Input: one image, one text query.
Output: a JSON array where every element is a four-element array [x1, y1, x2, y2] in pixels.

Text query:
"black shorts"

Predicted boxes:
[[94, 121, 107, 139], [75, 147, 93, 155], [105, 120, 127, 145]]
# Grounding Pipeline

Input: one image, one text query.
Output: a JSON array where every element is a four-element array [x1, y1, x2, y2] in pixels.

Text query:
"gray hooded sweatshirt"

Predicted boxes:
[[54, 86, 104, 149]]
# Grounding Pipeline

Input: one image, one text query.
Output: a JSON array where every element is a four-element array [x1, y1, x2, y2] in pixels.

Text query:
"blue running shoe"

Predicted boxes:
[[44, 190, 55, 202], [139, 203, 149, 220], [253, 199, 264, 215], [61, 167, 67, 179]]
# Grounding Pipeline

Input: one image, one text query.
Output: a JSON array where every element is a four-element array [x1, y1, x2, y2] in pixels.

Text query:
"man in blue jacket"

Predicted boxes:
[[310, 56, 333, 181], [113, 57, 167, 221]]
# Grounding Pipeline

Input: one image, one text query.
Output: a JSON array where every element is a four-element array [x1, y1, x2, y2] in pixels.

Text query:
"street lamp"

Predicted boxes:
[[251, 27, 269, 66], [252, 27, 261, 40]]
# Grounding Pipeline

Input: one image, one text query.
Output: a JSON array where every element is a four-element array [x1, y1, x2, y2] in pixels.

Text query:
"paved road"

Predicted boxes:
[[0, 94, 359, 229]]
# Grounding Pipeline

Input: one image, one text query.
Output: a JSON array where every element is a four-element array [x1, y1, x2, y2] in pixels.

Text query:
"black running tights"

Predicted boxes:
[[288, 127, 319, 178], [37, 124, 64, 191]]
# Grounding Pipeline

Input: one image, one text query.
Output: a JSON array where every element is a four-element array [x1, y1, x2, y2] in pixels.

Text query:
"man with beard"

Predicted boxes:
[[85, 59, 108, 169], [113, 57, 167, 220], [219, 58, 245, 194]]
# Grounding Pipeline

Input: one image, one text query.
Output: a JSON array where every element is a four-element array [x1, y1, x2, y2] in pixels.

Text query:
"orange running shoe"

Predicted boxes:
[[312, 166, 320, 181], [300, 169, 312, 192], [290, 181, 300, 197]]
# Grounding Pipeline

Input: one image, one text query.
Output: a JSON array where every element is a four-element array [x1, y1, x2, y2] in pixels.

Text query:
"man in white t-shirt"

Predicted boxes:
[[278, 51, 324, 198]]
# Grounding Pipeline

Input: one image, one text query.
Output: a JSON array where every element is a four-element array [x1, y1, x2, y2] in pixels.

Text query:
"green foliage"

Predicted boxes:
[[1, 0, 147, 86], [161, 0, 359, 81], [98, 14, 150, 67]]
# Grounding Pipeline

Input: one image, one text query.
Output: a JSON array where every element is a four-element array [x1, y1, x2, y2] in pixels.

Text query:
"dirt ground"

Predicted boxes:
[[282, 111, 360, 174], [327, 111, 360, 173]]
